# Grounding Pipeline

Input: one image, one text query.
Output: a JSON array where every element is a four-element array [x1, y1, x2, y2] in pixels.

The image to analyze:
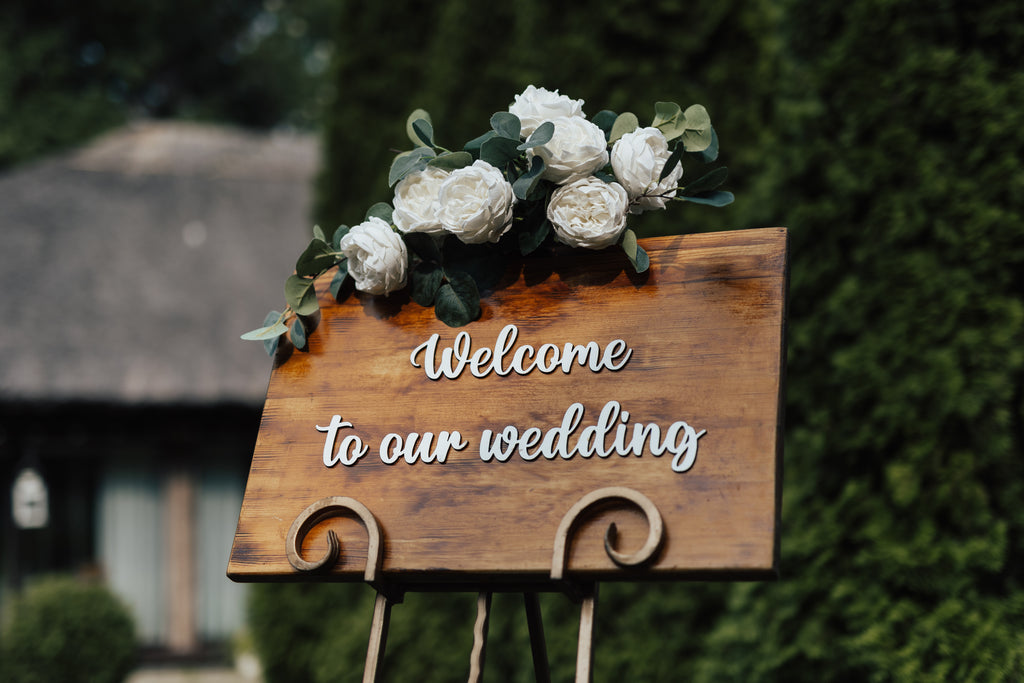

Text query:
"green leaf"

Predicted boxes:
[[329, 264, 349, 299], [463, 130, 496, 156], [312, 225, 326, 242], [659, 143, 686, 182], [592, 110, 617, 139], [621, 229, 649, 273], [677, 190, 734, 207], [290, 317, 307, 350], [652, 101, 682, 129], [241, 311, 289, 341], [610, 112, 639, 143], [411, 262, 443, 306], [365, 202, 394, 224], [295, 238, 337, 277], [517, 121, 554, 151], [479, 136, 522, 168], [681, 167, 729, 196], [412, 118, 434, 147], [285, 274, 319, 316], [519, 219, 550, 256], [332, 225, 350, 250], [389, 147, 436, 186], [512, 156, 546, 200], [427, 151, 473, 172], [404, 232, 443, 262], [405, 109, 432, 147], [680, 104, 713, 152], [263, 335, 280, 357], [688, 126, 719, 163], [490, 112, 521, 140], [434, 271, 480, 327]]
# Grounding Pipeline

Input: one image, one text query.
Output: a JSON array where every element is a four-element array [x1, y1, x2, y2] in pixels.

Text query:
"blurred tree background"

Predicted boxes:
[[0, 0, 335, 168], [4, 0, 1022, 680]]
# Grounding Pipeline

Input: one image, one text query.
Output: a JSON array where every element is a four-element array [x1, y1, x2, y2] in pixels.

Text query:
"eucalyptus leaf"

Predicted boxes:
[[681, 167, 729, 196], [365, 202, 394, 224], [517, 121, 554, 151], [463, 130, 496, 156], [411, 262, 443, 306], [285, 274, 319, 316], [404, 232, 443, 262], [512, 156, 546, 200], [490, 112, 521, 140], [677, 190, 735, 207], [290, 318, 307, 350], [329, 262, 349, 299], [680, 104, 713, 152], [240, 315, 289, 341], [412, 118, 434, 147], [688, 126, 719, 163], [591, 110, 617, 138], [295, 238, 337, 277], [312, 225, 326, 242], [434, 271, 480, 327], [406, 109, 432, 147], [659, 143, 685, 182], [610, 112, 639, 143], [652, 101, 682, 129], [388, 147, 435, 186], [621, 228, 639, 261], [427, 151, 473, 172], [263, 335, 279, 357], [480, 136, 522, 168], [518, 219, 550, 256], [621, 229, 649, 273]]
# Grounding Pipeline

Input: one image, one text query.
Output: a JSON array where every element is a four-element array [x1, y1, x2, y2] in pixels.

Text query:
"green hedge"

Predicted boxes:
[[0, 576, 136, 683]]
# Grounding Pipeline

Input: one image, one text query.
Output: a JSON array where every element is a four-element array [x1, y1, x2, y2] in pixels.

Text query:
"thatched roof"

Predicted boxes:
[[0, 121, 319, 405]]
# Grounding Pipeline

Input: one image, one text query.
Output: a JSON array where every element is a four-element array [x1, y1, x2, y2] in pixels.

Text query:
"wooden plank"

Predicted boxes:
[[228, 228, 787, 582]]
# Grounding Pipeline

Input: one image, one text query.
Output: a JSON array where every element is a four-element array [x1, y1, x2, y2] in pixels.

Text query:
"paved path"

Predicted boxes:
[[126, 666, 259, 683]]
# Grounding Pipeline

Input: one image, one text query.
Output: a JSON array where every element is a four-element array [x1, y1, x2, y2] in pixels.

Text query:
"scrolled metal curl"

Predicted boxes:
[[551, 486, 664, 580], [285, 496, 383, 581]]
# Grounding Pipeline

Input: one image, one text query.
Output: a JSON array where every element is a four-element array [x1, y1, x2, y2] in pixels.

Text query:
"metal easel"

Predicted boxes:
[[286, 487, 663, 682]]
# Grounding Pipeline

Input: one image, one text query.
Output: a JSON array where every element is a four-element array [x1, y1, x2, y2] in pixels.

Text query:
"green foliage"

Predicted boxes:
[[0, 576, 136, 683], [690, 0, 1024, 680], [0, 0, 335, 169]]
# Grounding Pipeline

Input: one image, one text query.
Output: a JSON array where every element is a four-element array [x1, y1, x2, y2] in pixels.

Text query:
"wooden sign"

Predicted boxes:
[[229, 228, 787, 584]]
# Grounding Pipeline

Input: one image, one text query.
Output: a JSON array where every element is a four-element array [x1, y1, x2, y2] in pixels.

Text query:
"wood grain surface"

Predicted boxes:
[[228, 228, 787, 583]]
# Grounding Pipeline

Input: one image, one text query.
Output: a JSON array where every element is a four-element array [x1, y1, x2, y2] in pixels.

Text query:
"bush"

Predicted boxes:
[[0, 576, 136, 683]]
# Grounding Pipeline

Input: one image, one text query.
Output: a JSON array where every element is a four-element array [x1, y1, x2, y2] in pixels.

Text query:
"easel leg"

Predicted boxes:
[[575, 583, 599, 683], [468, 591, 492, 683], [364, 591, 393, 683], [524, 592, 551, 683]]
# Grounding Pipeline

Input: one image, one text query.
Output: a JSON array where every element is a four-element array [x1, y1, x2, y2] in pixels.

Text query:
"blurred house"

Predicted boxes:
[[0, 121, 317, 656]]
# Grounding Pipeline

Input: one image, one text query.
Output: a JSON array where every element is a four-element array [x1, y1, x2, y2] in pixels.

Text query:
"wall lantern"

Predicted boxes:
[[12, 467, 49, 530]]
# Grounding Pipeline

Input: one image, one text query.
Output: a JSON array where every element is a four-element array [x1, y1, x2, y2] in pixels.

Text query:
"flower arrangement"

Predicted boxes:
[[243, 86, 733, 354]]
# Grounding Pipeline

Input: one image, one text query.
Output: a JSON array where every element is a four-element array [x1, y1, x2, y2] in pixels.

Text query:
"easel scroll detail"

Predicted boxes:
[[286, 496, 383, 581], [551, 486, 664, 580]]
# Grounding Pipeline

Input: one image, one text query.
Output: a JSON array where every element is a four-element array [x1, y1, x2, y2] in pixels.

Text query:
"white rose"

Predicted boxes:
[[546, 176, 630, 250], [436, 160, 515, 245], [611, 126, 683, 214], [529, 116, 610, 185], [508, 85, 585, 137], [338, 216, 408, 295], [393, 166, 449, 235]]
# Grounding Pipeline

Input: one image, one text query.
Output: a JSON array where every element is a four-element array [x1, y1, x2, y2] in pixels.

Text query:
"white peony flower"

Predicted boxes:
[[529, 116, 610, 185], [508, 85, 585, 137], [436, 160, 515, 245], [393, 166, 449, 235], [546, 176, 630, 250], [338, 216, 408, 295], [611, 126, 683, 214]]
